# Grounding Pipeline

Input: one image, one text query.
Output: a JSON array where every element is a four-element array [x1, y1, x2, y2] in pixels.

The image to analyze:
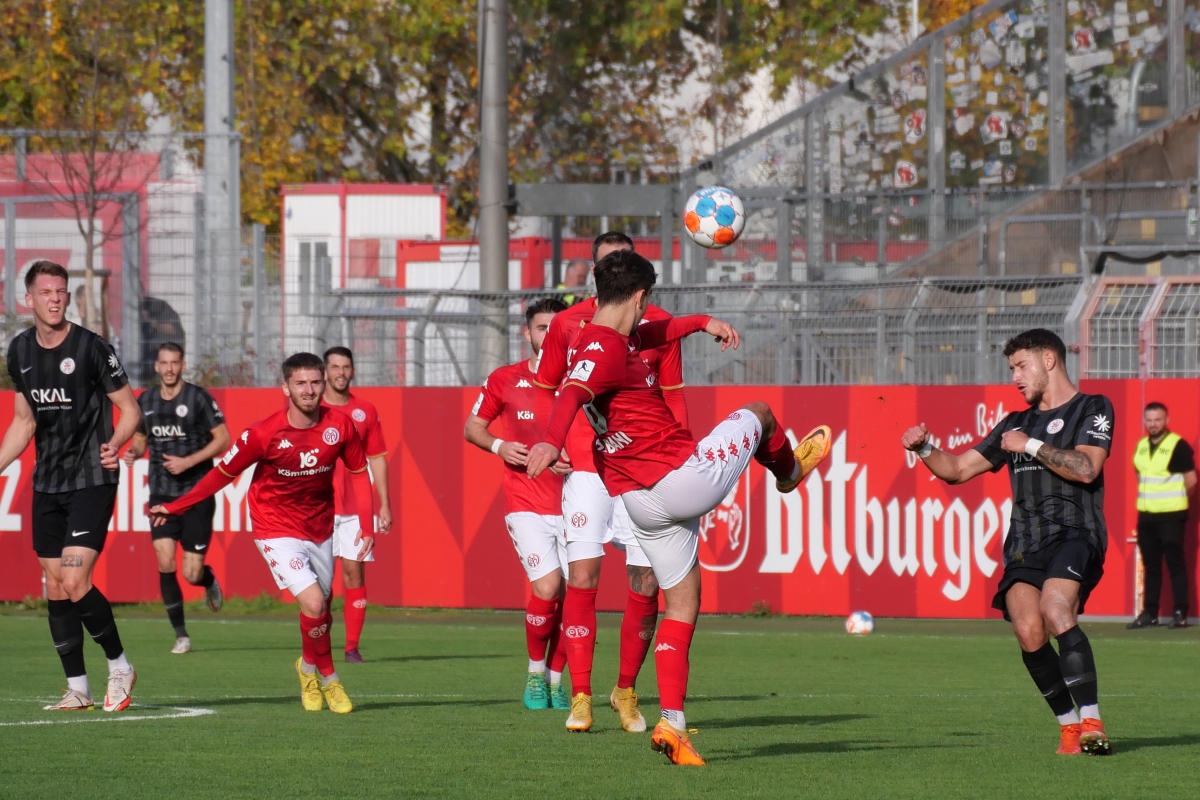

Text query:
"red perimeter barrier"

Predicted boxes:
[[1, 380, 1194, 619]]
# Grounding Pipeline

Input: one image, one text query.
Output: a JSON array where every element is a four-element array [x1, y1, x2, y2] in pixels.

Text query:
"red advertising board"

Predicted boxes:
[[1, 380, 1195, 619]]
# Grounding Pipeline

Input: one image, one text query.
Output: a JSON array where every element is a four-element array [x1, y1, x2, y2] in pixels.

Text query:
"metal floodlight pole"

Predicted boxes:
[[477, 0, 509, 381], [205, 0, 239, 365]]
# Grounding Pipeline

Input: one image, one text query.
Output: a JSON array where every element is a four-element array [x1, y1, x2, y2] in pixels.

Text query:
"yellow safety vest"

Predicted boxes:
[[1133, 432, 1188, 513]]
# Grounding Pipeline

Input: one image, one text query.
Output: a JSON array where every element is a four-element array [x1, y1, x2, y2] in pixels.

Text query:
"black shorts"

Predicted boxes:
[[991, 537, 1104, 621], [32, 485, 119, 558], [150, 496, 216, 554]]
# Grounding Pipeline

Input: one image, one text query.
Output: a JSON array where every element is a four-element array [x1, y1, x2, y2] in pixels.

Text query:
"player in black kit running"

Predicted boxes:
[[124, 342, 230, 653]]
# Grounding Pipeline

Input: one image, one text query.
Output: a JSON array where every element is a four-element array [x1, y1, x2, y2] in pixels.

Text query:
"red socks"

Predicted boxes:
[[562, 586, 598, 696], [617, 589, 659, 689], [300, 611, 335, 677], [755, 425, 797, 483], [654, 618, 695, 713], [525, 595, 558, 661], [343, 586, 367, 652]]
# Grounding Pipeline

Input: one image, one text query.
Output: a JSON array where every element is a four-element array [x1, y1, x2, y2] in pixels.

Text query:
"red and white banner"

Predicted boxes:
[[1, 380, 1195, 619]]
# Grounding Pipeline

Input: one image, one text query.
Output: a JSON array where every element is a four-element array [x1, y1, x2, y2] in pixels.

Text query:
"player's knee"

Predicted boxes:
[[743, 401, 775, 438]]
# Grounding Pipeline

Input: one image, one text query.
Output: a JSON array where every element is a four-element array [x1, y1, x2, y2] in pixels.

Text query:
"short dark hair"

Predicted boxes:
[[25, 260, 68, 291], [282, 352, 324, 380], [525, 297, 567, 326], [323, 346, 354, 366], [1145, 402, 1168, 415], [1002, 328, 1066, 362], [591, 231, 634, 264], [157, 342, 185, 359], [593, 249, 656, 306]]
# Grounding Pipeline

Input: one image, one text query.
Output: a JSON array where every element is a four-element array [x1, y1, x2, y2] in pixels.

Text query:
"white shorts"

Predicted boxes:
[[506, 512, 567, 582], [621, 410, 762, 589], [254, 536, 335, 598], [561, 470, 650, 568], [331, 514, 376, 562]]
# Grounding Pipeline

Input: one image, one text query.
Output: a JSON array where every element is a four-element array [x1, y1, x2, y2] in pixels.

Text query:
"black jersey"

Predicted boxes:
[[974, 392, 1114, 564], [136, 381, 226, 500], [7, 323, 130, 492]]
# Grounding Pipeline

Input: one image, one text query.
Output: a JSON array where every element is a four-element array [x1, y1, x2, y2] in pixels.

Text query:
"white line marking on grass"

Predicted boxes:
[[0, 704, 215, 726]]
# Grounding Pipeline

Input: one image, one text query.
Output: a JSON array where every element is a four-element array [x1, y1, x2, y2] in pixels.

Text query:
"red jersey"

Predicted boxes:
[[541, 317, 708, 495], [472, 360, 562, 515], [207, 407, 367, 541], [534, 297, 685, 472], [322, 393, 387, 518]]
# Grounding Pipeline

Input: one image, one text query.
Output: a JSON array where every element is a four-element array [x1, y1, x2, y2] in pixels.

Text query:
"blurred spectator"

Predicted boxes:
[[556, 259, 591, 306], [139, 296, 185, 384]]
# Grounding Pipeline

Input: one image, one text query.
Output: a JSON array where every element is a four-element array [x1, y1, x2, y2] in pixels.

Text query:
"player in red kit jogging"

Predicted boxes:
[[534, 232, 687, 734], [526, 250, 832, 765], [322, 346, 393, 663], [464, 297, 570, 710], [150, 352, 375, 714]]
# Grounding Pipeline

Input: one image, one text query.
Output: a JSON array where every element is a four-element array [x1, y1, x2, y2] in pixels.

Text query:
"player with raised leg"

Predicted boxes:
[[527, 250, 832, 764], [534, 231, 687, 734]]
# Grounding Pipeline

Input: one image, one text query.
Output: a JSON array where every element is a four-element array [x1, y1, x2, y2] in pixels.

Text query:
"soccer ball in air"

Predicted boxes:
[[845, 610, 875, 635], [682, 185, 746, 248]]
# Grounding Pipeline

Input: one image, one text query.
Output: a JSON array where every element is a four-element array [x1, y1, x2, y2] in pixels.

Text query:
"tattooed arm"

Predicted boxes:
[[1000, 427, 1108, 484], [1032, 443, 1108, 483]]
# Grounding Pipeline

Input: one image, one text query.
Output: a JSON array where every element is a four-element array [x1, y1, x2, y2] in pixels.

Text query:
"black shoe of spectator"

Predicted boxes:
[[1169, 611, 1189, 629], [1126, 612, 1158, 629]]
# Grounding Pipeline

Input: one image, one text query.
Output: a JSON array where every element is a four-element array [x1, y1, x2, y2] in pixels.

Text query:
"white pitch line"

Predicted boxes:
[[0, 704, 215, 726]]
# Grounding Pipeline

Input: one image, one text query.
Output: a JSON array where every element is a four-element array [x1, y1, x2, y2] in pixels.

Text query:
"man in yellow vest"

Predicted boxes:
[[555, 259, 591, 306], [1128, 402, 1196, 629]]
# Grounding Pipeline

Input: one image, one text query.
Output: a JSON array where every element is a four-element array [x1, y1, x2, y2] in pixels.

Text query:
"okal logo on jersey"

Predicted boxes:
[[299, 449, 320, 469], [59, 357, 75, 375], [322, 427, 340, 445], [30, 388, 70, 404], [151, 424, 186, 437]]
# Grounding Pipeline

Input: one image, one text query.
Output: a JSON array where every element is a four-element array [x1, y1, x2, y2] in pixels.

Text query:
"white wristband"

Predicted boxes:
[[490, 439, 505, 456], [1024, 438, 1044, 457], [917, 442, 933, 458]]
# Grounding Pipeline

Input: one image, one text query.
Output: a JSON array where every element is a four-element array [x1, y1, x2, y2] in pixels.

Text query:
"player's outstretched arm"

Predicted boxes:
[[901, 422, 992, 485]]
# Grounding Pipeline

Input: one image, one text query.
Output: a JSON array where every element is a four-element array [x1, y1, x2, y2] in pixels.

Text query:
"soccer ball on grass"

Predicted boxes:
[[845, 610, 875, 635], [682, 185, 746, 248]]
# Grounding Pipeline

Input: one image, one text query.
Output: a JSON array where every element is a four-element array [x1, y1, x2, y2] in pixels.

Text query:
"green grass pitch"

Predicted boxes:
[[1, 603, 1197, 799]]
